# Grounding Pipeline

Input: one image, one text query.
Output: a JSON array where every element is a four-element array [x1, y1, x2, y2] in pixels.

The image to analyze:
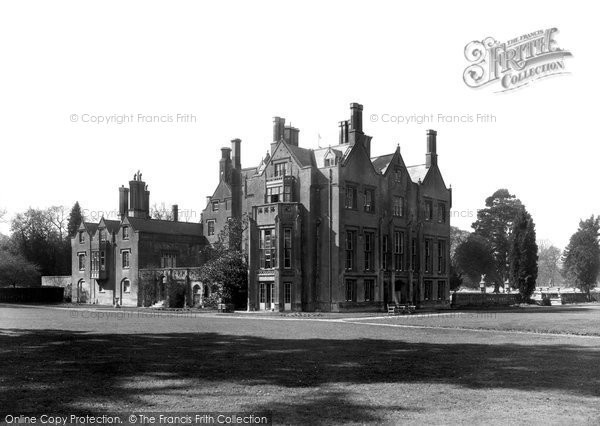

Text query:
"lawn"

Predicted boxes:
[[1, 304, 599, 425], [352, 304, 600, 336]]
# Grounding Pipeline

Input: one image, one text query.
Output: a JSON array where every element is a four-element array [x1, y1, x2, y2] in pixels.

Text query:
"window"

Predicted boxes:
[[364, 279, 375, 302], [345, 185, 357, 209], [270, 282, 277, 305], [364, 232, 374, 271], [438, 203, 446, 223], [364, 189, 375, 213], [78, 253, 86, 271], [122, 226, 129, 239], [98, 283, 105, 293], [411, 239, 418, 271], [91, 251, 99, 271], [78, 231, 85, 244], [437, 280, 446, 300], [259, 228, 277, 269], [284, 282, 292, 304], [212, 201, 219, 212], [345, 231, 355, 270], [100, 251, 105, 270], [283, 182, 292, 202], [425, 239, 432, 273], [161, 252, 177, 268], [424, 280, 433, 300], [394, 167, 402, 183], [393, 196, 404, 217], [424, 200, 433, 221], [123, 279, 131, 293], [99, 228, 107, 242], [438, 240, 446, 274], [259, 283, 266, 303], [267, 186, 282, 203], [394, 231, 404, 271], [382, 235, 389, 270], [345, 279, 356, 302], [122, 250, 130, 269], [274, 162, 287, 177], [283, 228, 292, 269], [324, 157, 336, 167], [207, 220, 215, 236]]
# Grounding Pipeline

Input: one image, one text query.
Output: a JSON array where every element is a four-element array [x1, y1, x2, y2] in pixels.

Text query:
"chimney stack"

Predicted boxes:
[[219, 147, 232, 182], [128, 171, 150, 218], [425, 129, 438, 168], [231, 138, 241, 170], [350, 103, 363, 133], [119, 185, 129, 219], [273, 117, 285, 142], [284, 126, 299, 146], [172, 204, 178, 222]]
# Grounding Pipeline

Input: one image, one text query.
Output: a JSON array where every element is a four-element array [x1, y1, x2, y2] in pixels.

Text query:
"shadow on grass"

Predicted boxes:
[[0, 328, 599, 423]]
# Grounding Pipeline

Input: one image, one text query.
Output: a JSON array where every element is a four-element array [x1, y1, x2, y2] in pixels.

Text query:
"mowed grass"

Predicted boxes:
[[0, 305, 599, 425], [355, 304, 600, 336]]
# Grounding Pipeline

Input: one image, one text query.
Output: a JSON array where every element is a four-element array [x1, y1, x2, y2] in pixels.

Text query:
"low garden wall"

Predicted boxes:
[[0, 287, 64, 303], [452, 292, 519, 307]]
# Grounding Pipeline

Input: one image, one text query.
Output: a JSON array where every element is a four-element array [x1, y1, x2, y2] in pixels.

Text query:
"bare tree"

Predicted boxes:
[[47, 206, 68, 242], [150, 203, 174, 221]]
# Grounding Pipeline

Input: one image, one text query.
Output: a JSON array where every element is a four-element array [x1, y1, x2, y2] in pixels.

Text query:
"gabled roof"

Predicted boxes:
[[126, 216, 203, 236], [406, 164, 429, 183], [285, 143, 314, 168], [371, 153, 395, 174], [102, 219, 121, 234], [80, 222, 98, 234]]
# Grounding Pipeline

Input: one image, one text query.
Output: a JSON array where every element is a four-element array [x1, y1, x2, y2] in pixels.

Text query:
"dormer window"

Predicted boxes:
[[212, 201, 219, 212], [394, 167, 402, 182], [122, 226, 129, 240], [99, 229, 107, 242], [78, 231, 85, 244]]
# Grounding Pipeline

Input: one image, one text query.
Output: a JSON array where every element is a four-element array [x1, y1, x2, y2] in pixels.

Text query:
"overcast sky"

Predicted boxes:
[[0, 0, 596, 249]]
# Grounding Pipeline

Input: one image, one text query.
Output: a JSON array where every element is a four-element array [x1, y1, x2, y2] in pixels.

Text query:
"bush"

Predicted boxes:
[[540, 297, 551, 306]]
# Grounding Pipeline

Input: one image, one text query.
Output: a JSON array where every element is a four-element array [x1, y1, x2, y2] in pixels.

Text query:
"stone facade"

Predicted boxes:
[[71, 172, 207, 306], [202, 102, 452, 312]]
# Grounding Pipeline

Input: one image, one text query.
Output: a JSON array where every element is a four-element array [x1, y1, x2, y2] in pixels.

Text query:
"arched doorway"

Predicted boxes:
[[118, 278, 130, 306], [192, 284, 201, 306], [77, 279, 88, 303]]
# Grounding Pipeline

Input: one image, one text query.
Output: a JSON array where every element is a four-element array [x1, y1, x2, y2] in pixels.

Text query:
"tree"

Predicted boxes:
[[537, 240, 563, 287], [508, 209, 538, 301], [449, 227, 470, 290], [10, 207, 71, 276], [472, 189, 524, 292], [199, 217, 248, 307], [454, 234, 495, 288], [0, 250, 40, 288], [150, 203, 174, 221], [562, 216, 600, 298], [67, 202, 84, 238]]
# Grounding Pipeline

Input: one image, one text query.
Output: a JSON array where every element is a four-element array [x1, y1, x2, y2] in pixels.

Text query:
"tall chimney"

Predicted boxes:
[[284, 126, 299, 146], [350, 103, 363, 133], [119, 185, 129, 219], [272, 117, 285, 142], [143, 185, 150, 219], [231, 138, 241, 170], [172, 204, 178, 222], [426, 129, 438, 168], [219, 147, 232, 183]]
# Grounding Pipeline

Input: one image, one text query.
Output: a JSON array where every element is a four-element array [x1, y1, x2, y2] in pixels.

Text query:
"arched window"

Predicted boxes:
[[122, 279, 131, 293], [193, 284, 201, 294]]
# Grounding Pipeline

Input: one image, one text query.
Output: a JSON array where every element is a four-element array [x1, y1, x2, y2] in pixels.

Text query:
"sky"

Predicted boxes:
[[0, 0, 597, 250]]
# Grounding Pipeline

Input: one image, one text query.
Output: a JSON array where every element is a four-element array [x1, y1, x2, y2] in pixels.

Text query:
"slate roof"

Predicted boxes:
[[83, 222, 99, 234], [406, 164, 429, 183], [102, 219, 121, 234], [286, 143, 314, 167], [127, 217, 203, 236], [370, 153, 395, 174]]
